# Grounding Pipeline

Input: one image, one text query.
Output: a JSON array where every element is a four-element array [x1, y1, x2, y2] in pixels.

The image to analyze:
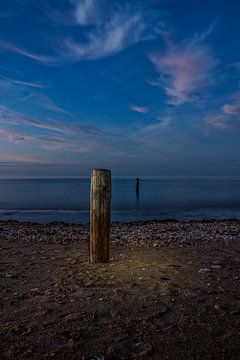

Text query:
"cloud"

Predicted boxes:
[[149, 30, 219, 105], [0, 0, 162, 64], [0, 103, 148, 160], [0, 77, 68, 115], [65, 0, 158, 60], [222, 92, 240, 116], [140, 117, 172, 134], [0, 105, 109, 136], [0, 76, 47, 89], [0, 105, 129, 154], [74, 0, 102, 26], [128, 105, 149, 114], [205, 91, 240, 129], [0, 127, 38, 144], [62, 12, 149, 60], [0, 153, 46, 165], [205, 114, 231, 129], [0, 39, 58, 65], [223, 103, 240, 116], [25, 93, 69, 114], [32, 0, 74, 25]]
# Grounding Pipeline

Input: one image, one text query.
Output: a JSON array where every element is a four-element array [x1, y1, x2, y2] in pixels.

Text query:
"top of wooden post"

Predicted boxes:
[[91, 168, 111, 174]]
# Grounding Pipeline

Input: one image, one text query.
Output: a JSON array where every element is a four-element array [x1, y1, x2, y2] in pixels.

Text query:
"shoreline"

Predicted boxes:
[[1, 217, 240, 225], [1, 219, 240, 248]]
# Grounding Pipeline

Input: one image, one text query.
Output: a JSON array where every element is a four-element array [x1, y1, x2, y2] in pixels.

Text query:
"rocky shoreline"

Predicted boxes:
[[1, 219, 240, 247], [0, 220, 240, 248]]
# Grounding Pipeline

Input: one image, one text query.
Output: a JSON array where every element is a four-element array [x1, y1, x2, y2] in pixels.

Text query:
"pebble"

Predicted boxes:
[[199, 268, 210, 273], [30, 288, 40, 295], [211, 265, 223, 270]]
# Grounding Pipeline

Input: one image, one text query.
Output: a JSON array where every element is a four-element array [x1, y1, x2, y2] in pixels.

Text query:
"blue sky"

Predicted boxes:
[[0, 0, 240, 176]]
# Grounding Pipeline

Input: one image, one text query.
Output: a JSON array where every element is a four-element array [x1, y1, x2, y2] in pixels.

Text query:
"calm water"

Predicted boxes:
[[0, 177, 240, 223]]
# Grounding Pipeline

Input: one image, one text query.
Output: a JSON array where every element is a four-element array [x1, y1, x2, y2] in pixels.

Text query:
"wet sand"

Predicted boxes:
[[0, 220, 240, 359]]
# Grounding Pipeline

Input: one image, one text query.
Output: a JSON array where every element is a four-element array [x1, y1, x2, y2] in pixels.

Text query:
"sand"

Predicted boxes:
[[0, 220, 240, 359]]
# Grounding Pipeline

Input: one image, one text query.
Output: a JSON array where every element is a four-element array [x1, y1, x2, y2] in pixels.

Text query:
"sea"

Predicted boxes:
[[0, 176, 240, 224]]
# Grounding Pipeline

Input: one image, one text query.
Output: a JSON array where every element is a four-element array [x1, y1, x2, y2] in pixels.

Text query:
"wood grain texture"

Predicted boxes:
[[90, 169, 111, 263]]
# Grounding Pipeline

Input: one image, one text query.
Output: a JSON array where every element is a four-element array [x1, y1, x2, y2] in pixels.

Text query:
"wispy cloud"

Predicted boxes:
[[0, 153, 46, 165], [24, 93, 69, 114], [139, 117, 172, 134], [222, 92, 240, 116], [205, 114, 232, 129], [0, 1, 163, 64], [0, 75, 47, 89], [0, 105, 130, 154], [74, 0, 102, 26], [149, 27, 219, 105], [0, 77, 68, 115], [0, 39, 58, 65], [63, 0, 163, 60], [0, 105, 108, 136], [223, 103, 240, 116], [62, 13, 150, 60], [128, 105, 149, 114], [205, 91, 240, 129]]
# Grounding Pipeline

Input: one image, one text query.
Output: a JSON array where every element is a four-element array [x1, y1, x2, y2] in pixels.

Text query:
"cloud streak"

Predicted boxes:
[[74, 0, 102, 26], [205, 92, 240, 129], [0, 39, 58, 65], [128, 105, 149, 113], [205, 114, 231, 129], [62, 12, 150, 60], [222, 93, 240, 116], [0, 105, 115, 137], [0, 77, 69, 115], [0, 76, 47, 89], [0, 104, 135, 157], [0, 0, 162, 64], [149, 30, 218, 105]]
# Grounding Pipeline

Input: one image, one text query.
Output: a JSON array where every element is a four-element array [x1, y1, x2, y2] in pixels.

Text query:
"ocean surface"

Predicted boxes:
[[0, 176, 240, 223]]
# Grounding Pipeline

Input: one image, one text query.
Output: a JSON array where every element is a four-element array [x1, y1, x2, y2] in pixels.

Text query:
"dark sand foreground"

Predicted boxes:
[[0, 220, 240, 360]]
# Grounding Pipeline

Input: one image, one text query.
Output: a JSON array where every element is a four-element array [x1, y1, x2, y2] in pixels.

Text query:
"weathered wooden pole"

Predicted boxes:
[[90, 169, 111, 263], [136, 177, 140, 194]]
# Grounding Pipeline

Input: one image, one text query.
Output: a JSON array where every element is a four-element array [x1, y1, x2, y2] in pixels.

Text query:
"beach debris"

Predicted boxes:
[[5, 273, 16, 278], [211, 264, 223, 270], [211, 261, 225, 269], [30, 288, 40, 295], [199, 268, 210, 273]]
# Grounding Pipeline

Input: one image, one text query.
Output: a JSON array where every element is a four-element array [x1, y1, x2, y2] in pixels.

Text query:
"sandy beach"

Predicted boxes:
[[0, 220, 240, 359]]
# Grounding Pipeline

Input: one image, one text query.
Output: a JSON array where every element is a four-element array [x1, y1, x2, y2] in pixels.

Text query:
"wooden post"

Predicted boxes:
[[90, 169, 111, 263], [136, 177, 140, 194]]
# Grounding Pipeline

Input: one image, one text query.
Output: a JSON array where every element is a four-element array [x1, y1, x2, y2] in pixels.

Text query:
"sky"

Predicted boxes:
[[0, 0, 240, 177]]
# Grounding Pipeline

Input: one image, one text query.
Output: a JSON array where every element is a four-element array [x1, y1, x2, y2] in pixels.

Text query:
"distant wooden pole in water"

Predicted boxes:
[[90, 169, 111, 263], [136, 177, 140, 194]]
